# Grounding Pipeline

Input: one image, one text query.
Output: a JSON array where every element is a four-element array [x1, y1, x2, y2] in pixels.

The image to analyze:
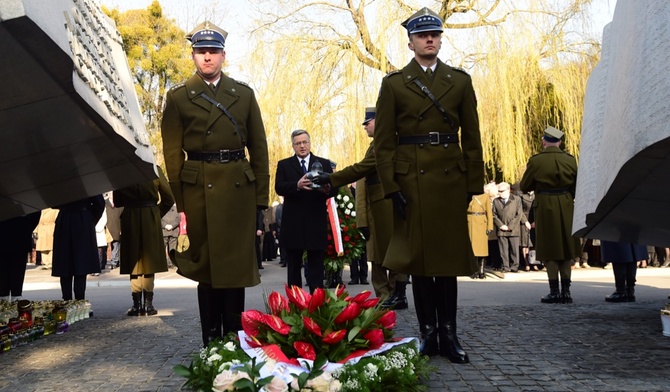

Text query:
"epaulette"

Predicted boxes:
[[385, 70, 402, 78], [168, 83, 185, 92], [451, 66, 470, 76], [235, 80, 252, 90]]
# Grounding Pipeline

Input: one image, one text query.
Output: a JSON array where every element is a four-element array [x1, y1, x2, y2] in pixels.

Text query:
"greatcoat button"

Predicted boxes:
[[235, 183, 240, 187], [207, 184, 213, 189], [206, 130, 211, 135], [420, 170, 425, 174], [419, 143, 424, 148]]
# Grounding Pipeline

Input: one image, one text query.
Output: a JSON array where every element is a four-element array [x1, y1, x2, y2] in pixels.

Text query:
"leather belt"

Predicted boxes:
[[536, 188, 569, 195], [468, 212, 485, 216], [397, 132, 459, 145], [125, 201, 157, 208], [187, 149, 245, 163]]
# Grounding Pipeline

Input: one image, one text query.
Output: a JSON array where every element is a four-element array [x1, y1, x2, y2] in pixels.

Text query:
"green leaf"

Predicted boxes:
[[348, 326, 361, 341], [172, 364, 192, 377]]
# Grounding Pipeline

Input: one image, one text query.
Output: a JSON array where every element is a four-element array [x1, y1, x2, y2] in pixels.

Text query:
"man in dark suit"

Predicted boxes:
[[492, 182, 529, 273], [275, 129, 337, 293]]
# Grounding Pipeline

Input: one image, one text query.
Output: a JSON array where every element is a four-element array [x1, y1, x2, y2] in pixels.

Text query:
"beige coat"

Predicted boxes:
[[467, 193, 493, 257], [35, 208, 58, 251]]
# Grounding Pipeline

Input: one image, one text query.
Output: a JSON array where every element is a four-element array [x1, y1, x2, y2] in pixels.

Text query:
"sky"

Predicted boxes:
[[101, 0, 619, 80]]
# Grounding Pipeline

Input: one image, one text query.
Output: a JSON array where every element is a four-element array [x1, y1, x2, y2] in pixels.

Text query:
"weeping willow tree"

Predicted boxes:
[[244, 0, 602, 189]]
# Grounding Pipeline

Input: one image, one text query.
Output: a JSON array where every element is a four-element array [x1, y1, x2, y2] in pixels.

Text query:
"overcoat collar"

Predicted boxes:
[[184, 72, 240, 130], [402, 59, 455, 117]]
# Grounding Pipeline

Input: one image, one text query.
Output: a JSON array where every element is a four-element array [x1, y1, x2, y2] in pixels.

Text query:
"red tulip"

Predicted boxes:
[[376, 311, 396, 329], [344, 236, 350, 242], [294, 341, 316, 360], [285, 285, 311, 310], [360, 297, 380, 309], [241, 309, 265, 337], [350, 291, 372, 305], [364, 329, 385, 349], [245, 334, 264, 348], [322, 330, 346, 345], [334, 302, 361, 324], [302, 316, 322, 337], [268, 292, 289, 316], [308, 288, 326, 312], [335, 285, 347, 298], [262, 314, 291, 335]]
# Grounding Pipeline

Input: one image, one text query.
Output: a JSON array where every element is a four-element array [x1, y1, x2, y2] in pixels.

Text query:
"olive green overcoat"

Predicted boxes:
[[374, 59, 484, 277], [161, 72, 269, 288], [519, 146, 579, 261], [467, 193, 493, 257], [114, 168, 174, 275], [329, 142, 392, 266]]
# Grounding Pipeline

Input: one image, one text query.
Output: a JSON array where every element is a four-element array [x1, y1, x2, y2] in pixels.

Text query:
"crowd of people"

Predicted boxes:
[[2, 7, 669, 367]]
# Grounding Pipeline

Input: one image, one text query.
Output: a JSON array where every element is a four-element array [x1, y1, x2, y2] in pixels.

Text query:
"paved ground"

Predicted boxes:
[[1, 261, 670, 391]]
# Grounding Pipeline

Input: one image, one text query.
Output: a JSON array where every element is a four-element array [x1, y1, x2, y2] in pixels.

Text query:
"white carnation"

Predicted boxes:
[[347, 202, 353, 209], [343, 195, 350, 202]]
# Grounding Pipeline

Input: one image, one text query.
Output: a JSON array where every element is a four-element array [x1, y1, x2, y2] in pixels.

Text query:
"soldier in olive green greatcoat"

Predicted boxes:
[[373, 8, 484, 363], [314, 108, 408, 309], [161, 21, 269, 346], [520, 126, 579, 304]]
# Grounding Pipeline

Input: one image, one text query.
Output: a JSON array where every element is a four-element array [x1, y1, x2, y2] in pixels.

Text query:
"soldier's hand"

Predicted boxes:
[[311, 172, 331, 185], [390, 191, 407, 220], [360, 227, 370, 241]]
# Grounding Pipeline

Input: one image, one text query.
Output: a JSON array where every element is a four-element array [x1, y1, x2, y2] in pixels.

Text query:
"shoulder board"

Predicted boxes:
[[451, 66, 470, 76], [235, 80, 252, 90], [168, 83, 185, 92], [385, 70, 402, 78]]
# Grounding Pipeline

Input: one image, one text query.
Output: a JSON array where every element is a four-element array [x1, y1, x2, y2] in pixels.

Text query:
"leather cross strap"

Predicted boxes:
[[199, 92, 246, 146], [413, 78, 455, 131]]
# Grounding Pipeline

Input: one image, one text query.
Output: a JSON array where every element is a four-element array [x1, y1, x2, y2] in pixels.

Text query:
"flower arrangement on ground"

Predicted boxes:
[[174, 333, 432, 391], [243, 285, 394, 363], [323, 188, 365, 282]]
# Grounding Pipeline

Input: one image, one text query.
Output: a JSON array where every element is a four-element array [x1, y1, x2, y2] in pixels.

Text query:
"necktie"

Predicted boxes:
[[426, 68, 433, 76], [301, 159, 307, 173], [209, 83, 216, 91]]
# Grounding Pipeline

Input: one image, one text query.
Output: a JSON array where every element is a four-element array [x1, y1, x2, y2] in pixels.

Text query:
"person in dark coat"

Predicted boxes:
[[520, 126, 579, 304], [52, 195, 105, 300], [373, 8, 484, 363], [0, 211, 41, 301], [275, 129, 337, 293], [492, 182, 528, 273], [114, 168, 174, 316], [601, 241, 648, 302]]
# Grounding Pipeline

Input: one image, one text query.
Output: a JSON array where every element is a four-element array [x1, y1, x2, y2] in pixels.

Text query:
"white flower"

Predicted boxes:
[[223, 341, 236, 351], [336, 194, 343, 200], [306, 372, 338, 391], [344, 209, 351, 215], [347, 202, 353, 209], [364, 363, 379, 379], [207, 353, 222, 365], [212, 370, 250, 391], [351, 211, 356, 217], [343, 195, 350, 202], [261, 376, 289, 392]]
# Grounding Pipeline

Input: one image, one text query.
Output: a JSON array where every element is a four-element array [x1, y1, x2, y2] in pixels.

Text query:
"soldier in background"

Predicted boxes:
[[520, 126, 580, 304], [161, 21, 269, 346]]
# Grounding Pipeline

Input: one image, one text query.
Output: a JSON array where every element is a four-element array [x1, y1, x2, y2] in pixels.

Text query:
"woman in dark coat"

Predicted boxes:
[[0, 211, 41, 300], [600, 240, 648, 302], [52, 195, 105, 300]]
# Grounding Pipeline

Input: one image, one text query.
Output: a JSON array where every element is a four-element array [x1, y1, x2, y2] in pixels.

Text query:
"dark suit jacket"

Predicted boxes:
[[275, 154, 337, 250], [492, 194, 525, 237]]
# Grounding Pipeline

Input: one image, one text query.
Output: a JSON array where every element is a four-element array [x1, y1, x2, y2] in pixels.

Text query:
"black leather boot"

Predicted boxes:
[[479, 259, 486, 279], [561, 279, 573, 304], [198, 283, 218, 347], [127, 292, 142, 316], [436, 277, 469, 363], [606, 264, 629, 302], [541, 280, 561, 303], [143, 291, 158, 316], [412, 277, 438, 356], [626, 288, 636, 302], [381, 282, 408, 310]]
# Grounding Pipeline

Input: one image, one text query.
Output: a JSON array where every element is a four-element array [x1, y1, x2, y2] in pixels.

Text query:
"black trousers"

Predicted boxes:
[[197, 283, 245, 347], [286, 248, 324, 293], [349, 250, 368, 282], [60, 275, 87, 300], [0, 252, 28, 297]]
